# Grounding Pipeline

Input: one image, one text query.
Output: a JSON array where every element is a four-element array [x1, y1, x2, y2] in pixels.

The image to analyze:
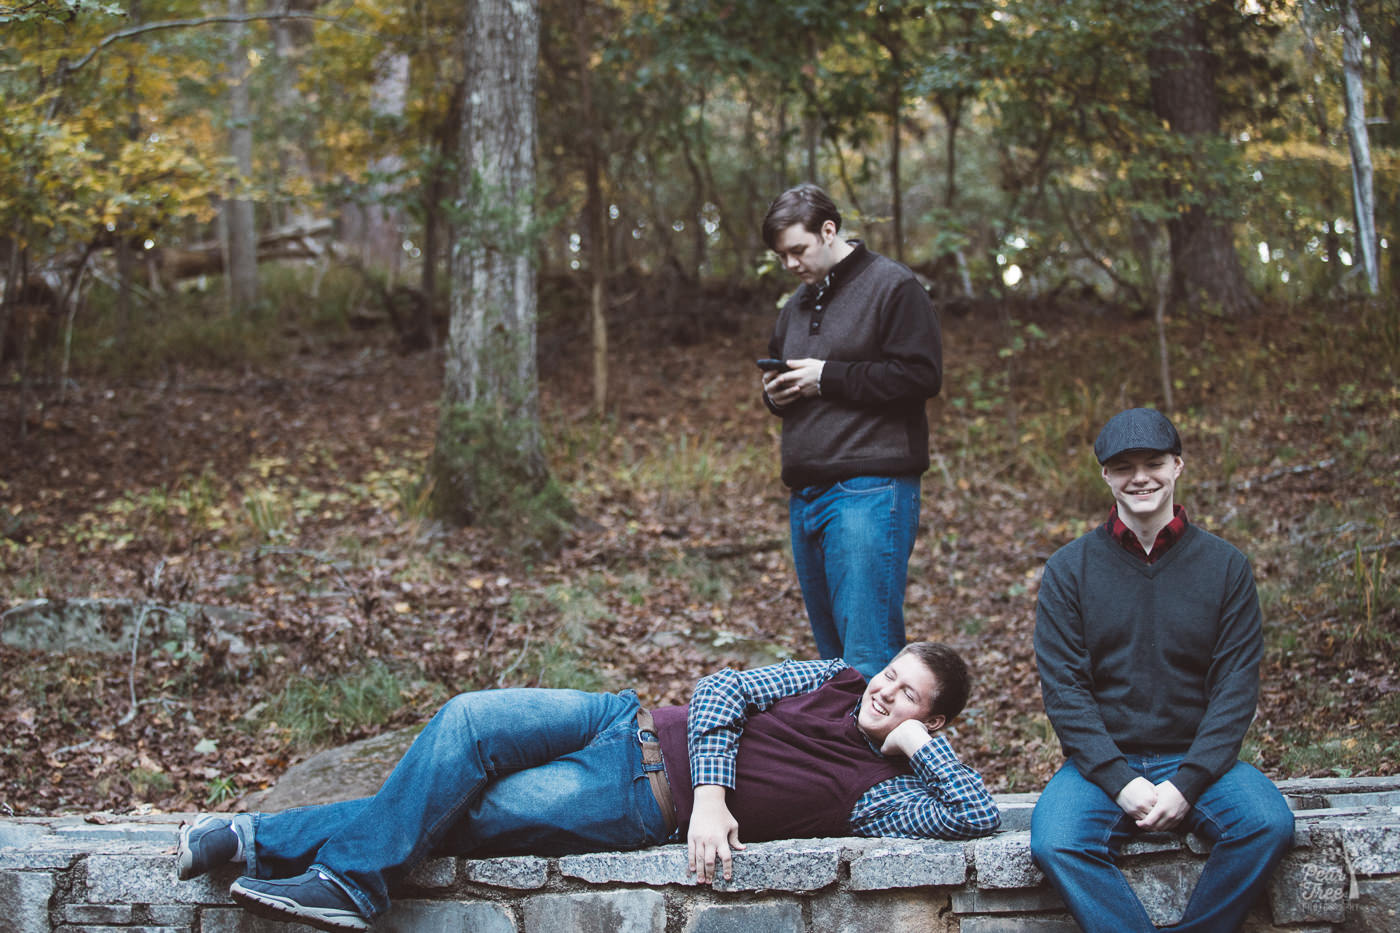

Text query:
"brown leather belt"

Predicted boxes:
[[636, 707, 677, 837]]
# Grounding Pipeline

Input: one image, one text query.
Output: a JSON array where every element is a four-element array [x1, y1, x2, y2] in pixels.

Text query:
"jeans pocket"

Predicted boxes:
[[833, 475, 895, 494]]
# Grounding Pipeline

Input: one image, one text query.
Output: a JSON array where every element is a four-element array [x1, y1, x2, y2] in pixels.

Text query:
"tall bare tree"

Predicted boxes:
[[1341, 0, 1380, 294], [571, 0, 609, 415], [225, 0, 259, 314]]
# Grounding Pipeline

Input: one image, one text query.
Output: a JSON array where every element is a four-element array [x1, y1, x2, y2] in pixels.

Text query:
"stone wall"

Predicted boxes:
[[2, 778, 1396, 932]]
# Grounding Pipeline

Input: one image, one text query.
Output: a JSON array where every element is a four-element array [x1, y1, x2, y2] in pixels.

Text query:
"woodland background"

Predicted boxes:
[[1, 0, 1397, 816]]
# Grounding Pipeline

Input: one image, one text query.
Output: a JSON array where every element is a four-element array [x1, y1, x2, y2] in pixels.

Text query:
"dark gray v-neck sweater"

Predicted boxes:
[[1034, 523, 1262, 803]]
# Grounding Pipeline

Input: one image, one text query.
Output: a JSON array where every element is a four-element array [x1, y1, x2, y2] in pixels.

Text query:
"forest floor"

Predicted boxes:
[[2, 284, 1398, 816]]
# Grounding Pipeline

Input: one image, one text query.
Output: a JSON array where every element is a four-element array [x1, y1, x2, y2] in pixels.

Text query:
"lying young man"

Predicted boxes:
[[1031, 408, 1294, 932], [176, 642, 1000, 931]]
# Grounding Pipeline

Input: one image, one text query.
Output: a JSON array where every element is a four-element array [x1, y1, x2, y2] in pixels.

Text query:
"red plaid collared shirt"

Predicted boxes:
[[1106, 504, 1189, 564]]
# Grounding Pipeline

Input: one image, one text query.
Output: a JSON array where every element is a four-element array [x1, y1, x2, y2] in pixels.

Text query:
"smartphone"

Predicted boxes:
[[756, 358, 789, 372]]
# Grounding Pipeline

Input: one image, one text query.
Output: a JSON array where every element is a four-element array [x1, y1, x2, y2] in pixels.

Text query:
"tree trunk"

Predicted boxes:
[[888, 49, 904, 263], [116, 0, 141, 341], [270, 0, 316, 231], [572, 0, 609, 415], [364, 52, 410, 285], [1147, 5, 1255, 315], [226, 0, 259, 314], [1342, 0, 1379, 295], [433, 0, 570, 547]]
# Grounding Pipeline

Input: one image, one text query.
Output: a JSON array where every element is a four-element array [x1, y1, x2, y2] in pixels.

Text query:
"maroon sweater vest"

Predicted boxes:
[[650, 669, 911, 840]]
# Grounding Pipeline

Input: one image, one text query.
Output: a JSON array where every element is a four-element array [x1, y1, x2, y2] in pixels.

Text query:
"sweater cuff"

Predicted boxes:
[[1091, 759, 1142, 802], [1169, 764, 1210, 805], [820, 360, 850, 399]]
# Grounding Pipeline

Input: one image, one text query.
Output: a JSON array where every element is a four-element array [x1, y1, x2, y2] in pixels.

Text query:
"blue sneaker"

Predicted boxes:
[[230, 869, 370, 932], [176, 815, 240, 880]]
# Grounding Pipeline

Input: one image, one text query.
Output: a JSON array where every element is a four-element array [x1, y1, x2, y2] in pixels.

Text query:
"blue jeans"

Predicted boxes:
[[789, 474, 921, 679], [1030, 756, 1294, 933], [244, 688, 670, 918]]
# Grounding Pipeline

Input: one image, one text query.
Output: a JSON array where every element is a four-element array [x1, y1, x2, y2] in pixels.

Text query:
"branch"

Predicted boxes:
[[1048, 182, 1145, 303], [1321, 539, 1400, 569], [59, 12, 361, 78], [118, 603, 178, 727], [1197, 457, 1337, 491], [245, 544, 369, 618]]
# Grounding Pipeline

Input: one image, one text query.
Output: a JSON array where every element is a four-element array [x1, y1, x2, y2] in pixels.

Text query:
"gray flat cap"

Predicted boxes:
[[1093, 408, 1182, 464]]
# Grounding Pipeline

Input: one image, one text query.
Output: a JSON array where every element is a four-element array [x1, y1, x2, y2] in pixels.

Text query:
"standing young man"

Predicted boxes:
[[759, 183, 943, 678], [177, 643, 998, 931], [1030, 408, 1294, 933]]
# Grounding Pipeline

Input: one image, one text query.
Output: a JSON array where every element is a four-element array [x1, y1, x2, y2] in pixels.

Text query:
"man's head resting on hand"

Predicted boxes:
[[857, 642, 971, 744]]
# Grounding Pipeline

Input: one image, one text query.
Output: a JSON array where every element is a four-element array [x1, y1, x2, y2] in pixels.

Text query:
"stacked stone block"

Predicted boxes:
[[0, 778, 1395, 932]]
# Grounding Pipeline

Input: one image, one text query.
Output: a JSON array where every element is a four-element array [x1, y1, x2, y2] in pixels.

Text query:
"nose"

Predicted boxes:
[[784, 254, 802, 271]]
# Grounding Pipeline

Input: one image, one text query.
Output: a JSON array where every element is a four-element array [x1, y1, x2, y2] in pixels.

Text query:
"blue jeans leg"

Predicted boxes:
[[1030, 761, 1156, 933], [245, 688, 666, 918], [1167, 762, 1295, 933], [1032, 757, 1295, 933], [788, 474, 920, 679]]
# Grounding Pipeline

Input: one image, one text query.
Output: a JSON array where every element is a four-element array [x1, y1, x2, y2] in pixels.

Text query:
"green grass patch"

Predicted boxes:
[[264, 662, 424, 748]]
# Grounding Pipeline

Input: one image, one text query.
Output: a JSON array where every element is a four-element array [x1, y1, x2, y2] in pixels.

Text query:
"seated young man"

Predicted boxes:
[[1030, 408, 1295, 933], [176, 642, 1000, 931]]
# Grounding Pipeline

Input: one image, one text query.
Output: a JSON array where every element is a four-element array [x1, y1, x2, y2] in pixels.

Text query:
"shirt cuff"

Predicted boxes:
[[907, 734, 970, 777], [690, 755, 737, 789]]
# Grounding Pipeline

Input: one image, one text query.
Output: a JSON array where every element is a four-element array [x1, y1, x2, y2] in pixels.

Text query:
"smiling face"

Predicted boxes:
[[1101, 449, 1184, 526], [771, 220, 845, 284], [857, 651, 942, 745]]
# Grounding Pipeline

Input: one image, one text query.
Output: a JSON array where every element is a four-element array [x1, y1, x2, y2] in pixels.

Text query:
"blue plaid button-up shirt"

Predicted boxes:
[[685, 657, 1001, 839]]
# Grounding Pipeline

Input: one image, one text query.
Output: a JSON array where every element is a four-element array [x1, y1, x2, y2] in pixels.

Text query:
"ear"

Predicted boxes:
[[1172, 455, 1184, 479], [820, 219, 837, 241], [923, 714, 947, 734]]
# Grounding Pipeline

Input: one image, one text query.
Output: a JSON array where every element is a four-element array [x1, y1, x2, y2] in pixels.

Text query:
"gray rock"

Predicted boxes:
[[85, 853, 230, 906], [1121, 860, 1203, 927], [1, 597, 253, 655], [848, 839, 967, 890], [381, 899, 516, 932], [809, 888, 951, 931], [559, 846, 693, 886], [951, 886, 1065, 914], [523, 890, 667, 933], [407, 857, 458, 889], [959, 915, 1080, 933], [972, 833, 1042, 889], [685, 900, 804, 933], [61, 903, 139, 924], [1268, 845, 1347, 924], [1336, 814, 1400, 877], [1337, 877, 1400, 933], [1, 869, 54, 933], [463, 855, 550, 890], [238, 726, 418, 812]]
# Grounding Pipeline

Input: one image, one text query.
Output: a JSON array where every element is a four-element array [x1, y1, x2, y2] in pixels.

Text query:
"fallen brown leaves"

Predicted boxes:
[[1, 298, 1396, 816]]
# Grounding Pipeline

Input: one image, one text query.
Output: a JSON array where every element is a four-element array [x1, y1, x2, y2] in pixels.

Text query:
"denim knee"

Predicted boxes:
[[1255, 799, 1296, 852]]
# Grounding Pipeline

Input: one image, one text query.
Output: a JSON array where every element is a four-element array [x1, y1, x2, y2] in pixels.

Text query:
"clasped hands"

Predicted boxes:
[[1115, 776, 1190, 831], [762, 358, 824, 408]]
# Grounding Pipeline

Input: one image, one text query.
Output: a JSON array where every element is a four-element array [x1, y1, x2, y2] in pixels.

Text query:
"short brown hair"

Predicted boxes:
[[761, 183, 841, 250], [895, 642, 972, 721]]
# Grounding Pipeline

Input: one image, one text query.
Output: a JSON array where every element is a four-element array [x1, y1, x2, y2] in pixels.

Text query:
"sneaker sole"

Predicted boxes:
[[230, 880, 370, 932]]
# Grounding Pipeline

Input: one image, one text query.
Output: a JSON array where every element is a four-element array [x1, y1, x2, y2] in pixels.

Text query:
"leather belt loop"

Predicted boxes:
[[636, 706, 677, 837]]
